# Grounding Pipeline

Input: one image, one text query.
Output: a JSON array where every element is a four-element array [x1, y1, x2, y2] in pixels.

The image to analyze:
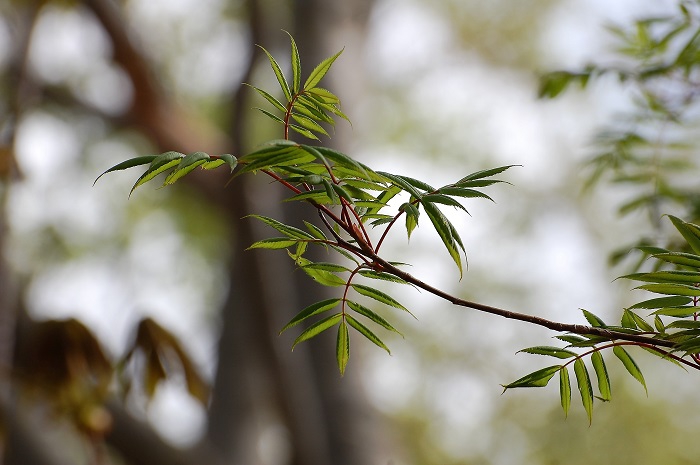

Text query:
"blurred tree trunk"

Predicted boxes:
[[206, 1, 378, 464], [1, 0, 379, 463]]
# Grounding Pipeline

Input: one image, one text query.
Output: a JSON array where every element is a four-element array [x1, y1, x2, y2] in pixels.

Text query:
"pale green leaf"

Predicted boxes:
[[613, 346, 647, 394], [346, 301, 403, 336], [257, 44, 291, 101], [281, 298, 342, 333], [560, 367, 571, 417], [292, 313, 342, 349], [351, 284, 413, 316], [574, 358, 594, 424], [346, 314, 390, 354], [502, 365, 561, 389], [336, 321, 349, 376], [163, 151, 210, 185], [518, 346, 577, 359], [591, 351, 611, 401], [303, 48, 343, 90], [94, 155, 157, 185]]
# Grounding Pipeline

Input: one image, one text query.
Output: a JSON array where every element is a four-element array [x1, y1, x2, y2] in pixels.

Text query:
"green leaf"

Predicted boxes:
[[254, 107, 285, 124], [556, 335, 588, 345], [628, 295, 692, 309], [246, 84, 287, 112], [248, 215, 315, 239], [307, 87, 340, 103], [301, 262, 350, 273], [346, 301, 403, 336], [130, 151, 184, 196], [456, 165, 517, 184], [357, 269, 411, 286], [281, 298, 342, 333], [94, 155, 157, 185], [651, 307, 696, 318], [351, 284, 413, 316], [378, 171, 424, 198], [285, 31, 301, 94], [635, 283, 700, 296], [301, 265, 346, 287], [401, 202, 420, 239], [591, 351, 611, 401], [289, 124, 320, 141], [422, 194, 468, 212], [574, 358, 594, 424], [518, 346, 577, 359], [163, 151, 210, 185], [668, 216, 700, 255], [257, 44, 291, 101], [613, 346, 647, 394], [303, 48, 343, 90], [632, 312, 655, 332], [560, 367, 571, 417], [622, 270, 700, 284], [651, 252, 700, 268], [582, 310, 606, 327], [336, 321, 349, 376], [438, 187, 494, 201], [291, 113, 329, 137], [312, 146, 375, 180], [248, 238, 299, 250], [502, 365, 561, 389], [292, 313, 342, 349], [304, 221, 328, 240], [422, 201, 464, 278], [346, 314, 390, 354]]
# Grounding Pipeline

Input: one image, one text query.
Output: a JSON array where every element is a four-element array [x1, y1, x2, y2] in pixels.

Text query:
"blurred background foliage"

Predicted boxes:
[[2, 0, 700, 464]]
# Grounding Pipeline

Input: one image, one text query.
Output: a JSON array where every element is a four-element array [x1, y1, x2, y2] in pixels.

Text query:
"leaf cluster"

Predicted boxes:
[[540, 2, 700, 268], [249, 32, 348, 141], [505, 215, 700, 422]]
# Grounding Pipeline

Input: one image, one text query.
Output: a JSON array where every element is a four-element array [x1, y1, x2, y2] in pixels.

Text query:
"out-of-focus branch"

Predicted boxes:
[[105, 401, 226, 465]]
